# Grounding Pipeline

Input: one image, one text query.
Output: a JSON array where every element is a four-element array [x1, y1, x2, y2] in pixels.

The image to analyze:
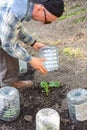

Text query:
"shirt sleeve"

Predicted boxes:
[[1, 12, 32, 62], [18, 26, 35, 46]]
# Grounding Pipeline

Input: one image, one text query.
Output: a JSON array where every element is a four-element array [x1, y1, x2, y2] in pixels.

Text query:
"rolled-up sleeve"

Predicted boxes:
[[1, 12, 32, 62]]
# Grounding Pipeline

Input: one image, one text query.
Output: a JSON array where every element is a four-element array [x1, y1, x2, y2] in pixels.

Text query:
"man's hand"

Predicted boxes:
[[29, 57, 48, 74], [33, 42, 47, 51]]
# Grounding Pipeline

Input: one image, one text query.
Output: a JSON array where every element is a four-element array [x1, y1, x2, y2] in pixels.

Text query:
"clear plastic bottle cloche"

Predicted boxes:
[[36, 108, 60, 130], [38, 46, 59, 72], [18, 59, 28, 76], [0, 86, 20, 121], [67, 88, 87, 122]]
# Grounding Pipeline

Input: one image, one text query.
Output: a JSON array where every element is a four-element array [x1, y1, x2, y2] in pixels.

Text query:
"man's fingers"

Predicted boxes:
[[37, 65, 48, 74], [39, 69, 47, 74], [40, 66, 48, 74]]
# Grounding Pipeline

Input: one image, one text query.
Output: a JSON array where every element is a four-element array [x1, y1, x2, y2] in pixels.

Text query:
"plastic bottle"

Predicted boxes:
[[36, 108, 60, 130], [0, 86, 20, 121], [18, 59, 28, 76], [67, 88, 87, 122], [38, 46, 59, 72]]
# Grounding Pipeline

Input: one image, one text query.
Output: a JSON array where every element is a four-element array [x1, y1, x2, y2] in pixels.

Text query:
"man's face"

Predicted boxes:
[[32, 4, 58, 24]]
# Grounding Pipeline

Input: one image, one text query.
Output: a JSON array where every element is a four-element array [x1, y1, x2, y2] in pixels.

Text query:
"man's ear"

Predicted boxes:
[[32, 4, 44, 18], [37, 4, 44, 11]]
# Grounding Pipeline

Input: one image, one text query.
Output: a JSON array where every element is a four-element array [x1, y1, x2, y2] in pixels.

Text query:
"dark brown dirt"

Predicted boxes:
[[0, 0, 87, 129]]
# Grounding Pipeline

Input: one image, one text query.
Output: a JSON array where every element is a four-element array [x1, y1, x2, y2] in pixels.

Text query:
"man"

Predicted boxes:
[[0, 0, 64, 88]]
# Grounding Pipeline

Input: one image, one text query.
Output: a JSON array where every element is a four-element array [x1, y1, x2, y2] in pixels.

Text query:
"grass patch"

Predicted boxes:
[[73, 16, 87, 23], [59, 8, 87, 20], [63, 47, 83, 58]]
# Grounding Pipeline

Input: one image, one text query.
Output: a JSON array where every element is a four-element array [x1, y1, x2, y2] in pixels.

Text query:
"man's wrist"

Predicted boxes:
[[31, 40, 37, 47]]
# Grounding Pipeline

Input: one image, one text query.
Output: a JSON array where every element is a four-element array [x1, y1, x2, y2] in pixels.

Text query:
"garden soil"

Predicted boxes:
[[0, 0, 87, 130]]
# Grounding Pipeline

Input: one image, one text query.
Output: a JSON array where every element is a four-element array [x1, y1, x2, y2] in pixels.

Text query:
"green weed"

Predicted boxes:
[[63, 47, 83, 58]]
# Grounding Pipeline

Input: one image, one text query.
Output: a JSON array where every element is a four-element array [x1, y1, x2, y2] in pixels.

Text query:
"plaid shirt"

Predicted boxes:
[[0, 0, 34, 62]]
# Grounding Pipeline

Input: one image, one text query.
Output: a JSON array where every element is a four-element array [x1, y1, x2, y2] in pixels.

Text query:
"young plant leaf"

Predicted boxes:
[[40, 81, 60, 96], [49, 81, 60, 87], [40, 81, 49, 96], [40, 81, 48, 88]]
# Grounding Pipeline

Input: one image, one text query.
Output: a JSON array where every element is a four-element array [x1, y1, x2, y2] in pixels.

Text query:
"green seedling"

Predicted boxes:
[[40, 81, 60, 96]]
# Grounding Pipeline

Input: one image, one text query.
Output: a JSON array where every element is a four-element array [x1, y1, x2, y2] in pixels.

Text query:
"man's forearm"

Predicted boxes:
[[18, 27, 35, 46]]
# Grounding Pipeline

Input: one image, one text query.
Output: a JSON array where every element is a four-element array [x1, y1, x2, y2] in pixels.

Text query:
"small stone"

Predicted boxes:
[[24, 115, 33, 122]]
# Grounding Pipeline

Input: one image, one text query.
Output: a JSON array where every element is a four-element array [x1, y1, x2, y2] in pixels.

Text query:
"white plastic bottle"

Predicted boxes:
[[67, 88, 87, 122], [39, 46, 59, 72], [18, 59, 28, 76], [36, 108, 60, 130], [0, 86, 20, 121]]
